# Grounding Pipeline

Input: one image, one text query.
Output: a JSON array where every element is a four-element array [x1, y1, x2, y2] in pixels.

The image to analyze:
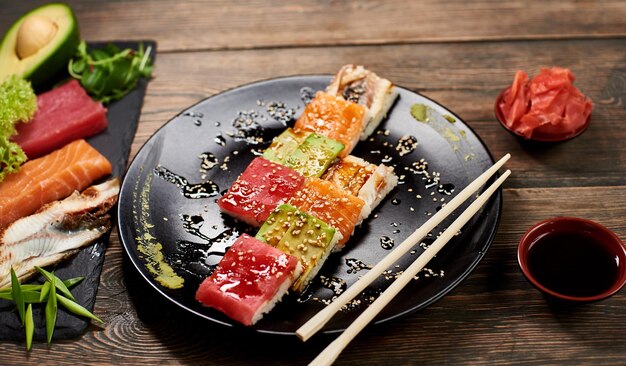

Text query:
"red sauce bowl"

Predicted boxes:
[[518, 217, 626, 302], [494, 89, 591, 143]]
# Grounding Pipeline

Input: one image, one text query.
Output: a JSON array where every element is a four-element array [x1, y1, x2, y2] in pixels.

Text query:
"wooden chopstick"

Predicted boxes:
[[308, 168, 511, 366], [296, 153, 511, 341]]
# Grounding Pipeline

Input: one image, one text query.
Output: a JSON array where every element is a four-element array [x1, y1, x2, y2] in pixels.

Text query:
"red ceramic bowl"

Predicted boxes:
[[494, 89, 591, 143], [518, 217, 626, 302]]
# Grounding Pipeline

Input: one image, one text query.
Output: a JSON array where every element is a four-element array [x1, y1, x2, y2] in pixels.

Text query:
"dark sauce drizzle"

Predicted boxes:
[[153, 165, 220, 198], [345, 258, 372, 274], [199, 152, 218, 171]]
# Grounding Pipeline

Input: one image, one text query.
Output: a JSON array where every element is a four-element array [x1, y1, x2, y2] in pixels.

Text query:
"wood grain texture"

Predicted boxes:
[[1, 0, 626, 52], [3, 1, 626, 364], [3, 187, 626, 365]]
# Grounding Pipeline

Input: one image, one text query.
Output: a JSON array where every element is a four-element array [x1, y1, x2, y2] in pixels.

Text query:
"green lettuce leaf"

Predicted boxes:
[[0, 75, 36, 182]]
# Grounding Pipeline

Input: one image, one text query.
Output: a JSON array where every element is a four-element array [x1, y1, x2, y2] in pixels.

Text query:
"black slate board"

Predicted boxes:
[[0, 40, 156, 341]]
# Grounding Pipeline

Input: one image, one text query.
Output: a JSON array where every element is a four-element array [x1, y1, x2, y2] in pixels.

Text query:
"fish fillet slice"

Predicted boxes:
[[0, 179, 120, 288], [289, 178, 367, 250], [326, 64, 399, 140], [0, 139, 112, 228], [293, 92, 366, 158]]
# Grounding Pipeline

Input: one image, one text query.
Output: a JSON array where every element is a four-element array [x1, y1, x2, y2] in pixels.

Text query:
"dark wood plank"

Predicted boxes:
[[1, 0, 625, 52], [133, 38, 626, 188], [4, 186, 626, 364]]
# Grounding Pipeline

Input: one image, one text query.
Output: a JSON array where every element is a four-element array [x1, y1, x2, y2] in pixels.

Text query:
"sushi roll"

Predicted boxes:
[[195, 234, 303, 326], [293, 92, 366, 158], [262, 128, 309, 164], [322, 155, 398, 218], [289, 178, 368, 250], [326, 64, 399, 140], [256, 204, 341, 293], [283, 133, 344, 178], [217, 157, 305, 226]]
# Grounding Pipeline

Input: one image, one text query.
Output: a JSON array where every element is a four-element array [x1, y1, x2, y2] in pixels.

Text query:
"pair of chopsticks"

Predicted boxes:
[[298, 153, 512, 366]]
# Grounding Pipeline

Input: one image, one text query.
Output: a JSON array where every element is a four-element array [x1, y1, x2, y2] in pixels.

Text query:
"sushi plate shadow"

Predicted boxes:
[[117, 75, 502, 335]]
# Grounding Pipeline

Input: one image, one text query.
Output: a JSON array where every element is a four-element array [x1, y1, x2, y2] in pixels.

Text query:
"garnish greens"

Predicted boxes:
[[2, 266, 103, 351], [69, 41, 153, 104], [0, 75, 36, 182]]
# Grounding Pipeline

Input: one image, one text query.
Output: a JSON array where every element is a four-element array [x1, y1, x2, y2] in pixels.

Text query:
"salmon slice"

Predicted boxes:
[[293, 92, 366, 158], [289, 178, 367, 250], [0, 139, 112, 228]]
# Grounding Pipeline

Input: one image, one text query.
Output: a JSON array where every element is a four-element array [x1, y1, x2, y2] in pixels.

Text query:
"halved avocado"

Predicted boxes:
[[0, 3, 79, 87]]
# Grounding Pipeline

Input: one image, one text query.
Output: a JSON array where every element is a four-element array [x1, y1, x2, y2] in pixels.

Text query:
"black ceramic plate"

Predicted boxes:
[[118, 75, 501, 335], [0, 41, 155, 341]]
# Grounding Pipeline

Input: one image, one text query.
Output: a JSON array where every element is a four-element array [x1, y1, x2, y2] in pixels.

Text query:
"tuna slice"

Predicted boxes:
[[0, 178, 120, 288], [195, 234, 302, 326], [217, 157, 305, 227], [0, 139, 113, 228], [293, 92, 366, 158], [13, 79, 108, 159], [289, 178, 367, 250]]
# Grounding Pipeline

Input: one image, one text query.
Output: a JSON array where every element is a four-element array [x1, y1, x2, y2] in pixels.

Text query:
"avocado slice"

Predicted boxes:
[[284, 133, 344, 178], [256, 204, 299, 246], [256, 204, 338, 292], [262, 128, 309, 164], [0, 3, 80, 87]]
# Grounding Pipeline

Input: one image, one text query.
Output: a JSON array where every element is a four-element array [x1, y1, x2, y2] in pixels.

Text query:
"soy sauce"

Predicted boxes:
[[527, 232, 619, 297]]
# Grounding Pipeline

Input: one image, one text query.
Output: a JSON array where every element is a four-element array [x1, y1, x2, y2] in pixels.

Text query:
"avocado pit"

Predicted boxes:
[[16, 15, 58, 59]]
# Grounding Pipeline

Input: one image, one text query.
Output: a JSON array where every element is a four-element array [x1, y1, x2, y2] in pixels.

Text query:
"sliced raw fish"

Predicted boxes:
[[0, 139, 113, 229], [0, 179, 119, 287], [217, 157, 305, 226], [195, 234, 302, 326], [293, 92, 366, 158], [13, 80, 108, 159], [289, 178, 367, 250]]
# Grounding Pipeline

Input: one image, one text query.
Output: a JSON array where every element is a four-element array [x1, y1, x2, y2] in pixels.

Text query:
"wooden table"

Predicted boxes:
[[2, 1, 626, 364]]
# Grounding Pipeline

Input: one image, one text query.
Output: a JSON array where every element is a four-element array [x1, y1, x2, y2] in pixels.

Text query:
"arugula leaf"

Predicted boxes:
[[69, 41, 153, 104]]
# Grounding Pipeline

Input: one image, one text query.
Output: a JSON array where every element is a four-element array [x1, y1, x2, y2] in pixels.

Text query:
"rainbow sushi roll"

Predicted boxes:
[[195, 234, 303, 326], [289, 178, 368, 251], [326, 64, 399, 140], [217, 157, 305, 226], [256, 204, 341, 293], [197, 65, 401, 326], [323, 155, 398, 218], [294, 92, 366, 158]]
